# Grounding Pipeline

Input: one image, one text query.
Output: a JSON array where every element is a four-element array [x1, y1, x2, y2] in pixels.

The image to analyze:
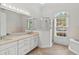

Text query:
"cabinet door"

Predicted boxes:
[[18, 38, 30, 55], [18, 47, 26, 55], [0, 49, 8, 55], [32, 35, 38, 47], [8, 45, 17, 55], [18, 39, 25, 48], [7, 41, 17, 55], [0, 41, 17, 55], [18, 39, 25, 55], [30, 37, 35, 49], [18, 47, 30, 55], [24, 38, 30, 50], [30, 35, 39, 49], [18, 35, 39, 55], [35, 35, 39, 46]]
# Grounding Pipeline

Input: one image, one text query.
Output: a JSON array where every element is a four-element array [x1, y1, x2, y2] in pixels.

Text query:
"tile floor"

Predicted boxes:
[[28, 43, 75, 55]]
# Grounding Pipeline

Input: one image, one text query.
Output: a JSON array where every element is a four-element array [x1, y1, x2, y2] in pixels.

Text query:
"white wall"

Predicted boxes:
[[41, 3, 79, 40]]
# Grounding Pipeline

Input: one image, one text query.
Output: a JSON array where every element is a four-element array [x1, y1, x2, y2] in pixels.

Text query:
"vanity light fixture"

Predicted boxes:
[[1, 3, 31, 16]]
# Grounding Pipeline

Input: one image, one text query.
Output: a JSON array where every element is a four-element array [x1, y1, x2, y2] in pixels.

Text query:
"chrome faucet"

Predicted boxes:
[[0, 36, 6, 40], [0, 36, 3, 40]]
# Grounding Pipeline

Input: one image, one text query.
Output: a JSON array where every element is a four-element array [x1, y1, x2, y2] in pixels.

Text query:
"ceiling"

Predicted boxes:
[[4, 3, 79, 18]]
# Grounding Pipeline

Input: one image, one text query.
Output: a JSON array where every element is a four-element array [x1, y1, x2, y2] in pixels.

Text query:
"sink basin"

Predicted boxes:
[[0, 32, 34, 42], [10, 32, 33, 36], [26, 32, 33, 34]]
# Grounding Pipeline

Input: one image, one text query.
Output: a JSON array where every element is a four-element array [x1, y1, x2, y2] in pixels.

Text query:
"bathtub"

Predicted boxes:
[[68, 39, 79, 55]]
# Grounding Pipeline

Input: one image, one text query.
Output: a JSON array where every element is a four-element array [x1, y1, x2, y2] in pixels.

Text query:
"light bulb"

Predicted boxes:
[[16, 8, 19, 11], [19, 9, 22, 12], [1, 3, 6, 6], [8, 5, 12, 9], [12, 6, 16, 10]]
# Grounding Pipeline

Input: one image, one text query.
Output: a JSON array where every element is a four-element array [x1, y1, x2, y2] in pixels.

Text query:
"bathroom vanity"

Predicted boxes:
[[0, 32, 39, 55]]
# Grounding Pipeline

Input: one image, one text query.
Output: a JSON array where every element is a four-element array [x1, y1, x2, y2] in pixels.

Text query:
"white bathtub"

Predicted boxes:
[[68, 39, 79, 55]]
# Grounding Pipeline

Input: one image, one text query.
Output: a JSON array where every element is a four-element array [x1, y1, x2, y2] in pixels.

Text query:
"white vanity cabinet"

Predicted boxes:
[[0, 41, 17, 55], [18, 35, 39, 55], [18, 38, 31, 55], [0, 33, 39, 55]]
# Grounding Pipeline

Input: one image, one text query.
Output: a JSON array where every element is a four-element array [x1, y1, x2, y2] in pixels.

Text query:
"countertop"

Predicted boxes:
[[0, 32, 39, 45]]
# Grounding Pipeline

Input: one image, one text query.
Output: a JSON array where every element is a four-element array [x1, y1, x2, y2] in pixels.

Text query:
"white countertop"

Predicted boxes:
[[0, 32, 39, 45]]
